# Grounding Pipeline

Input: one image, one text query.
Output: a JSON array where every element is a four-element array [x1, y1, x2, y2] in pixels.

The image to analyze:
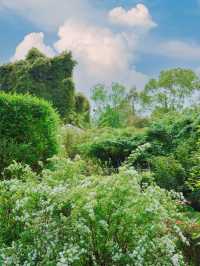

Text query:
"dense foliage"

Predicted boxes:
[[0, 50, 200, 266], [0, 48, 90, 123], [77, 109, 200, 208], [78, 127, 146, 168], [0, 158, 190, 265], [0, 93, 59, 174]]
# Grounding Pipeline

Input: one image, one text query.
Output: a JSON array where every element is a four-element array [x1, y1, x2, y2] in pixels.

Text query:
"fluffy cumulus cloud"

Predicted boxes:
[[12, 32, 55, 61], [8, 2, 156, 94], [54, 20, 148, 94], [109, 4, 156, 30], [55, 20, 130, 76]]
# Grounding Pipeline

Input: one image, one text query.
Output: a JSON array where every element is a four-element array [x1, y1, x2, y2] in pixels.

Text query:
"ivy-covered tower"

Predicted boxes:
[[0, 48, 89, 122]]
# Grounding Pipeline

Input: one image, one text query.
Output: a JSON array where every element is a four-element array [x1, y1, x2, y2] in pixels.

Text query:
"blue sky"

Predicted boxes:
[[0, 0, 200, 94]]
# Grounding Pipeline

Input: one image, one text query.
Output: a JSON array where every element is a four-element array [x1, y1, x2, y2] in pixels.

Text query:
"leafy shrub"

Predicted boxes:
[[151, 155, 186, 191], [60, 125, 84, 158], [181, 208, 200, 265], [78, 110, 200, 176], [149, 110, 199, 152], [0, 160, 189, 265], [0, 93, 59, 174], [185, 132, 200, 210], [124, 143, 152, 170], [78, 127, 147, 168]]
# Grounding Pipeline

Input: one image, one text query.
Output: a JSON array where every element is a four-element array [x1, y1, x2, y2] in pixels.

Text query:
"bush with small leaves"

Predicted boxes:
[[0, 159, 190, 265], [151, 155, 186, 191], [0, 93, 59, 174]]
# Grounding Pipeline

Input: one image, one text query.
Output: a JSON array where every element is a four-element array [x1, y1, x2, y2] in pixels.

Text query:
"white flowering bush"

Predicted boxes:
[[0, 159, 189, 265]]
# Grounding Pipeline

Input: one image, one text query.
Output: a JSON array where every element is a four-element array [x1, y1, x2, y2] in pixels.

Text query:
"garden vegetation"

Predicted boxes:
[[0, 50, 200, 265]]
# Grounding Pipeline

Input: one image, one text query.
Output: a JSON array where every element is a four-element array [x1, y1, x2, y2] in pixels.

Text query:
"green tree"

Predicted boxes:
[[140, 68, 200, 114], [91, 83, 138, 128]]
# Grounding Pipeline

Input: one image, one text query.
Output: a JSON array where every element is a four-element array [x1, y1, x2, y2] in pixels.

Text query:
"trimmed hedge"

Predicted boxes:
[[0, 93, 59, 174]]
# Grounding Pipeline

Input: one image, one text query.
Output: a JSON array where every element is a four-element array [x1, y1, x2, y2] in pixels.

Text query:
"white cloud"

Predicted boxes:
[[55, 20, 134, 78], [11, 20, 149, 95], [9, 1, 155, 94], [109, 4, 156, 30], [155, 40, 200, 60], [0, 0, 96, 31], [12, 32, 55, 61], [54, 20, 148, 94]]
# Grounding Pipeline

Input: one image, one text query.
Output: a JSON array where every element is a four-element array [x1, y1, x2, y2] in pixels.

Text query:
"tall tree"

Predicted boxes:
[[140, 68, 200, 113], [91, 83, 137, 128]]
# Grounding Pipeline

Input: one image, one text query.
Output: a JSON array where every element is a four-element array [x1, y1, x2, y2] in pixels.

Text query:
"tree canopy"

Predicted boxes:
[[140, 68, 200, 114], [91, 83, 138, 128]]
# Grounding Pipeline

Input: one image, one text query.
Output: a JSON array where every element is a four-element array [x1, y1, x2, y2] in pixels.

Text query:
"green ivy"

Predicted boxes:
[[0, 48, 90, 122]]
